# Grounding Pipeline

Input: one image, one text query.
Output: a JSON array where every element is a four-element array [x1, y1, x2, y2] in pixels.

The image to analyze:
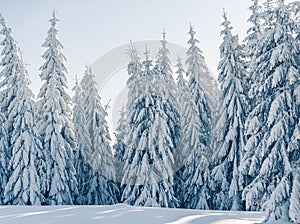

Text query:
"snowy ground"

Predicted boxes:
[[0, 203, 287, 224]]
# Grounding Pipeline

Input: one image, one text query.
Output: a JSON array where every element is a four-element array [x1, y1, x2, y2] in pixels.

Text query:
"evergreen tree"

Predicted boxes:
[[0, 15, 43, 205], [0, 14, 12, 204], [244, 0, 262, 64], [126, 41, 142, 103], [0, 15, 22, 194], [176, 57, 210, 209], [210, 12, 248, 211], [240, 2, 300, 222], [185, 24, 212, 150], [121, 48, 177, 207], [113, 107, 127, 189], [175, 57, 187, 168], [72, 76, 92, 205], [36, 11, 77, 205], [176, 24, 212, 209], [4, 62, 44, 205], [155, 31, 180, 161], [80, 66, 118, 205], [173, 57, 186, 206], [244, 0, 262, 109]]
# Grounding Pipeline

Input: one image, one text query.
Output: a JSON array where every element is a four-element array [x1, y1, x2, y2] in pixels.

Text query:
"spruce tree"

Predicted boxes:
[[72, 76, 92, 205], [113, 107, 127, 188], [80, 66, 118, 205], [0, 15, 22, 193], [175, 57, 188, 168], [185, 24, 212, 150], [176, 25, 212, 209], [177, 57, 210, 209], [121, 48, 177, 207], [240, 2, 300, 222], [36, 11, 77, 205], [155, 31, 180, 160], [4, 63, 44, 205], [0, 14, 12, 204], [0, 15, 43, 205], [210, 12, 248, 211], [173, 57, 186, 206], [244, 0, 262, 66]]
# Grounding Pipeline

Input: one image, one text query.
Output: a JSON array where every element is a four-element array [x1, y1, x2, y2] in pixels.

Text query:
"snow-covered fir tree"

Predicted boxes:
[[0, 15, 23, 196], [210, 11, 248, 211], [0, 14, 12, 204], [113, 106, 127, 187], [173, 57, 186, 206], [175, 57, 188, 168], [185, 24, 212, 150], [244, 0, 262, 65], [36, 11, 77, 205], [80, 65, 118, 205], [176, 58, 210, 209], [174, 24, 212, 209], [4, 62, 44, 205], [240, 2, 300, 222], [155, 30, 180, 160], [72, 76, 92, 205], [244, 0, 262, 107], [121, 47, 177, 207], [126, 41, 142, 100], [0, 15, 43, 205]]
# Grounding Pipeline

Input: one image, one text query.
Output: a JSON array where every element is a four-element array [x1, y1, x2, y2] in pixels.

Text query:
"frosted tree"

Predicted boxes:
[[244, 0, 262, 108], [244, 0, 262, 64], [175, 57, 188, 168], [3, 62, 44, 205], [172, 57, 187, 206], [72, 76, 92, 205], [175, 58, 210, 209], [185, 24, 211, 149], [173, 25, 212, 209], [240, 2, 300, 222], [0, 15, 22, 185], [0, 14, 13, 204], [121, 48, 177, 207], [0, 15, 20, 123], [155, 31, 180, 160], [0, 15, 43, 205], [113, 107, 127, 189], [126, 41, 142, 104], [36, 11, 77, 205], [80, 66, 118, 205], [210, 12, 248, 211]]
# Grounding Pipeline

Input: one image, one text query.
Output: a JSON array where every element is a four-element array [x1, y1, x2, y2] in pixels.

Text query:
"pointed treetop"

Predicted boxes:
[[162, 28, 166, 41], [221, 9, 233, 36], [144, 44, 150, 60], [0, 14, 6, 27], [127, 40, 139, 61], [188, 22, 196, 37], [75, 75, 78, 86], [50, 9, 59, 27]]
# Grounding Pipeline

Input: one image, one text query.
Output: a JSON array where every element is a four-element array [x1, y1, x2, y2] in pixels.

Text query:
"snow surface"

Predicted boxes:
[[0, 203, 288, 224]]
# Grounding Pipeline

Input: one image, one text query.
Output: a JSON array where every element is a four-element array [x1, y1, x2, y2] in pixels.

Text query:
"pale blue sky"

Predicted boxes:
[[1, 0, 255, 94]]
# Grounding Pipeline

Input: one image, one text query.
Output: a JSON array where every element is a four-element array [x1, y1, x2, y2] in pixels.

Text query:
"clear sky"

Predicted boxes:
[[0, 0, 257, 94]]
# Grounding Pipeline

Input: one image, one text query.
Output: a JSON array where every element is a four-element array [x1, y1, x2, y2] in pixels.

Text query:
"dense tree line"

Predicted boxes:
[[0, 0, 299, 223]]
